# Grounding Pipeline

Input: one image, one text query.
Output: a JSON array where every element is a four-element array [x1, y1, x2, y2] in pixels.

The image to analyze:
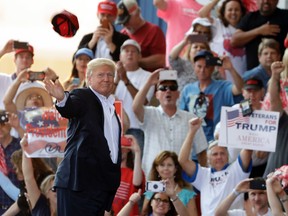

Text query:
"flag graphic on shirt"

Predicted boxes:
[[226, 109, 250, 127], [22, 107, 68, 158]]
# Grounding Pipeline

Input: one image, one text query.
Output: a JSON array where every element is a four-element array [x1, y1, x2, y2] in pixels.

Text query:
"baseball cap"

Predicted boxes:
[[186, 17, 212, 35], [208, 139, 219, 150], [97, 1, 117, 16], [243, 77, 264, 90], [120, 39, 141, 52], [51, 10, 79, 38], [193, 50, 214, 63], [115, 0, 139, 25], [75, 48, 94, 60], [15, 45, 34, 56]]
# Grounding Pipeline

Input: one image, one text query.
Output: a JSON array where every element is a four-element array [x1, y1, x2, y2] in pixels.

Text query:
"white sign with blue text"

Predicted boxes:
[[219, 106, 280, 152]]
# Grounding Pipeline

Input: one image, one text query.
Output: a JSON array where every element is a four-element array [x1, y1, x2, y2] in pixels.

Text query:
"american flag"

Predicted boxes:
[[226, 109, 250, 127]]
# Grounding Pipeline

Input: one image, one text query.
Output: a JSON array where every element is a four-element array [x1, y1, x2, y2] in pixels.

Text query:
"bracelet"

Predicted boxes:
[[280, 195, 288, 203], [170, 195, 178, 202], [125, 80, 131, 86], [232, 188, 240, 197]]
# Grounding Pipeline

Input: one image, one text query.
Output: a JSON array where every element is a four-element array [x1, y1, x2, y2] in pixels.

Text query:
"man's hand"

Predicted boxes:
[[258, 22, 280, 36], [116, 61, 128, 84], [271, 61, 285, 76], [43, 78, 65, 101], [188, 117, 202, 131]]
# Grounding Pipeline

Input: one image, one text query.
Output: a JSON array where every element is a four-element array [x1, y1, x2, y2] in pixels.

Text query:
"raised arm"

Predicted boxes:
[[118, 189, 142, 216], [269, 61, 285, 114], [153, 0, 167, 10], [266, 175, 287, 215], [3, 69, 29, 114], [0, 39, 14, 59], [198, 0, 218, 22], [169, 36, 190, 61], [178, 118, 202, 177], [20, 134, 41, 209], [215, 178, 252, 216], [132, 70, 160, 123], [221, 56, 244, 95]]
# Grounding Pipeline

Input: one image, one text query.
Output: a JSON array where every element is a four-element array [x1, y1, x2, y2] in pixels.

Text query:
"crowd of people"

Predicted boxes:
[[1, 0, 288, 215]]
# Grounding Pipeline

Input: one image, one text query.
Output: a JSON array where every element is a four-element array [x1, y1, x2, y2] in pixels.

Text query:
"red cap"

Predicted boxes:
[[97, 1, 117, 16], [51, 10, 79, 38], [15, 45, 34, 56]]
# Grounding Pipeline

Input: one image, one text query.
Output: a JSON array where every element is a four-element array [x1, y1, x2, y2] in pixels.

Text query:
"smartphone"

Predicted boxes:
[[13, 41, 29, 49], [121, 136, 131, 147], [205, 56, 223, 66], [250, 178, 266, 190], [28, 71, 45, 81], [0, 111, 8, 123], [146, 181, 166, 192], [101, 19, 109, 29], [72, 78, 80, 85], [159, 70, 177, 81], [187, 34, 208, 43], [240, 99, 253, 116]]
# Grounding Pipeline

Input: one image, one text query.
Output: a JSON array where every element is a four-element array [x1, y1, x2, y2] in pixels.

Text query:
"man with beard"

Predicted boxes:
[[231, 0, 288, 70]]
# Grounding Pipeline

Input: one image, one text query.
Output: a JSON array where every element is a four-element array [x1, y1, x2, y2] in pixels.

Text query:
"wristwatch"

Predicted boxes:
[[170, 195, 178, 202]]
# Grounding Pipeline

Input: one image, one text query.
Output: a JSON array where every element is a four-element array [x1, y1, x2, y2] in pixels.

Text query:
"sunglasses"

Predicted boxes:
[[158, 85, 178, 92]]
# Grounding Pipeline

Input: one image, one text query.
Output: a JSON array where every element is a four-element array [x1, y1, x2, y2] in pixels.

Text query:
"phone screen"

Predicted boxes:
[[187, 34, 208, 43], [28, 71, 45, 81]]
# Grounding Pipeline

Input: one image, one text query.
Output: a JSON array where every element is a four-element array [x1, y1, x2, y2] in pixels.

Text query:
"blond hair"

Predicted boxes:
[[281, 48, 288, 80], [85, 58, 116, 83]]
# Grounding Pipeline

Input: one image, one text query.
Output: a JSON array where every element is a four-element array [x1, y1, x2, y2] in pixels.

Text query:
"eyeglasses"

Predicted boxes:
[[157, 85, 178, 92], [153, 198, 170, 205]]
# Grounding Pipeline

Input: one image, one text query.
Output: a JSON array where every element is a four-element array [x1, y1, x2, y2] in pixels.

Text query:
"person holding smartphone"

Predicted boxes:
[[78, 0, 129, 61], [215, 178, 272, 216]]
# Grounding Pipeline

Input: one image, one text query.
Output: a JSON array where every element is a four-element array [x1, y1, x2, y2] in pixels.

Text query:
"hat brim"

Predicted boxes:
[[15, 87, 53, 111], [243, 85, 262, 90], [115, 15, 130, 25]]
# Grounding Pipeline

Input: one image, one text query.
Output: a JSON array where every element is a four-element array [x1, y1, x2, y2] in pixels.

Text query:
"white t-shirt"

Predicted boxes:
[[228, 208, 272, 216], [115, 67, 155, 129]]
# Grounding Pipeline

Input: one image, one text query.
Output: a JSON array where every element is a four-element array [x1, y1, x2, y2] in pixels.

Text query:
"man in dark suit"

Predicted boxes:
[[44, 58, 121, 215]]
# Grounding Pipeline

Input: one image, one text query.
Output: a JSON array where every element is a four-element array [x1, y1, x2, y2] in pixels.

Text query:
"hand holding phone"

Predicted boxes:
[[121, 136, 132, 147], [72, 78, 80, 85], [0, 111, 8, 123], [146, 181, 166, 192], [250, 178, 266, 190], [100, 19, 109, 29], [187, 34, 208, 43]]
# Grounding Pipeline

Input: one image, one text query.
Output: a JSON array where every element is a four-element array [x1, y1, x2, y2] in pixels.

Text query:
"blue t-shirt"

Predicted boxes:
[[144, 188, 196, 206], [179, 80, 234, 141]]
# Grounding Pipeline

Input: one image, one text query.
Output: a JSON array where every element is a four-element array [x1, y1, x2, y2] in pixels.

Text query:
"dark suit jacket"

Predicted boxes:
[[55, 88, 121, 192], [78, 27, 129, 62]]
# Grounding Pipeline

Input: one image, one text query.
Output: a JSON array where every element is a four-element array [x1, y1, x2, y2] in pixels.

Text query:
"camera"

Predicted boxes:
[[0, 111, 8, 123], [146, 181, 166, 192], [13, 41, 29, 50], [240, 99, 253, 116], [121, 136, 131, 147], [250, 178, 266, 190], [159, 70, 177, 81], [205, 56, 223, 66], [28, 71, 45, 81]]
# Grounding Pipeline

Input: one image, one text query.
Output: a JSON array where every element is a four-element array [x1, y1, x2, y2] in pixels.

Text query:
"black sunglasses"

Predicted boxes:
[[158, 85, 178, 92]]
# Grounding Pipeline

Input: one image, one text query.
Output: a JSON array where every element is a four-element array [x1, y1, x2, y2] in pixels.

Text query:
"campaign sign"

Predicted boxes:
[[219, 106, 279, 152], [23, 107, 68, 158]]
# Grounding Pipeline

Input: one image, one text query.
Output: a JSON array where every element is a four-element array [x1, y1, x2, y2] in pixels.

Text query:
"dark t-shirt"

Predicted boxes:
[[31, 194, 50, 216], [237, 8, 288, 70], [263, 112, 288, 177]]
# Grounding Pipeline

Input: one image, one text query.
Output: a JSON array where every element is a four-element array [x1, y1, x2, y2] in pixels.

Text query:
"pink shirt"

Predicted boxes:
[[157, 0, 202, 65]]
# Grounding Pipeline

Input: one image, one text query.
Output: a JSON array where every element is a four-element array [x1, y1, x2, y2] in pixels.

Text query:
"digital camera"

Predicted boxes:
[[0, 111, 8, 123], [146, 181, 166, 192]]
